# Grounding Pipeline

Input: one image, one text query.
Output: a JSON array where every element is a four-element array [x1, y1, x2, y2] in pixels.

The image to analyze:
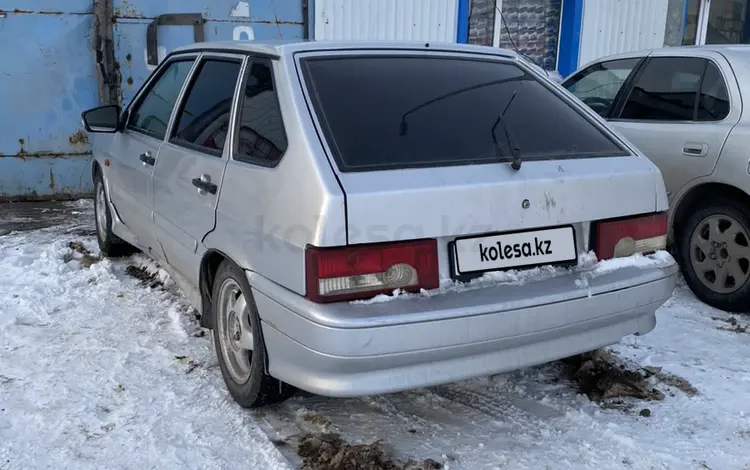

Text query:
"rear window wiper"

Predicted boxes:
[[399, 76, 527, 136], [490, 90, 522, 171]]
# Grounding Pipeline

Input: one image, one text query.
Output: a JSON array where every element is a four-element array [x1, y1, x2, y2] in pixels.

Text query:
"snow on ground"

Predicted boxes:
[[1, 200, 749, 470]]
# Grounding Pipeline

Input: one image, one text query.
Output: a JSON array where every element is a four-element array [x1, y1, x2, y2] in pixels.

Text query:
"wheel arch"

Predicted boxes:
[[92, 159, 102, 184], [670, 182, 750, 241], [200, 249, 272, 375], [199, 248, 230, 330]]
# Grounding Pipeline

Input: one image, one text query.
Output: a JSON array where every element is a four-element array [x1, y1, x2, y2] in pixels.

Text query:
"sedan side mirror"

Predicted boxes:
[[81, 105, 122, 133]]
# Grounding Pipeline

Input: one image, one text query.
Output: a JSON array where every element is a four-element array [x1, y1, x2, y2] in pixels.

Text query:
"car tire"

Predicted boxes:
[[211, 260, 295, 408], [677, 197, 750, 312], [93, 174, 136, 258]]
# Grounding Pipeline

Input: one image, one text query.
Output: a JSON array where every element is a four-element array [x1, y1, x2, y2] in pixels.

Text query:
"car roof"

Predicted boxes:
[[578, 44, 750, 66], [171, 39, 519, 60]]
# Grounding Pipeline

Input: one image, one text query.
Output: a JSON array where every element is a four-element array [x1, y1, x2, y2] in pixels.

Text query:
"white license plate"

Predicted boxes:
[[454, 226, 576, 274]]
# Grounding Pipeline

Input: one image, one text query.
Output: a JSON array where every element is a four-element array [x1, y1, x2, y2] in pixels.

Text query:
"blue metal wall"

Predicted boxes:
[[0, 1, 98, 200], [0, 0, 304, 201]]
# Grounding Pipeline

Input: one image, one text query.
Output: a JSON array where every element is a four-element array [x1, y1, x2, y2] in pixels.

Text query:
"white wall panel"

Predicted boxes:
[[314, 0, 459, 42], [579, 0, 669, 67]]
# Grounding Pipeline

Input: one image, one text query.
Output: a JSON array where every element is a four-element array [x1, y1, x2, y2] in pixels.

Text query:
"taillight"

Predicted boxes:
[[594, 212, 668, 260], [305, 239, 439, 303]]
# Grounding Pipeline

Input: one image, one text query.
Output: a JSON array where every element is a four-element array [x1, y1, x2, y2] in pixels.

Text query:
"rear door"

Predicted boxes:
[[108, 55, 197, 250], [151, 53, 245, 282], [604, 53, 738, 201]]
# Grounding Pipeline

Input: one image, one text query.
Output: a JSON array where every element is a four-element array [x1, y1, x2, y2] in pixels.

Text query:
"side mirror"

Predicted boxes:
[[81, 105, 122, 133]]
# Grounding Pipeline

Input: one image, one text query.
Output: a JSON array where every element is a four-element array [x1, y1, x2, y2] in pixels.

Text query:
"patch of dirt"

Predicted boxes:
[[63, 241, 102, 268], [561, 350, 700, 408], [712, 316, 748, 334], [173, 355, 200, 374], [295, 433, 442, 470], [125, 265, 163, 288], [302, 412, 334, 429], [561, 350, 664, 405], [646, 367, 699, 397]]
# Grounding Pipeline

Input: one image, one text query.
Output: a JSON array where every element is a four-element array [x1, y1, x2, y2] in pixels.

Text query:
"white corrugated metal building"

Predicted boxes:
[[311, 0, 750, 78]]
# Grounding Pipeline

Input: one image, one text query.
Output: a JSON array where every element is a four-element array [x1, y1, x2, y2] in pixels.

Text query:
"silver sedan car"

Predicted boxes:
[[82, 40, 678, 408], [562, 45, 750, 313]]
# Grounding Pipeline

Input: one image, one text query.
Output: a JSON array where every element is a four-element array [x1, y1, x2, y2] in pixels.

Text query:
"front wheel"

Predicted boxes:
[[212, 260, 295, 408], [93, 174, 136, 257], [678, 197, 750, 312]]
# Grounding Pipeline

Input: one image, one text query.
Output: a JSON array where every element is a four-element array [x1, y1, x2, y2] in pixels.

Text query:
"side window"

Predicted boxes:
[[563, 58, 641, 117], [697, 61, 730, 121], [618, 57, 706, 121], [128, 59, 195, 139], [171, 58, 243, 155], [234, 58, 288, 166]]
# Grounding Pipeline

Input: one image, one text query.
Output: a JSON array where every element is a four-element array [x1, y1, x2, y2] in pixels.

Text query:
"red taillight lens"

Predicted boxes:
[[305, 239, 439, 303], [594, 212, 668, 260]]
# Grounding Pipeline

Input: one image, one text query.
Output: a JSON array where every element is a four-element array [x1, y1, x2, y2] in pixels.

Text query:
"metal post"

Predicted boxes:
[[93, 0, 119, 105]]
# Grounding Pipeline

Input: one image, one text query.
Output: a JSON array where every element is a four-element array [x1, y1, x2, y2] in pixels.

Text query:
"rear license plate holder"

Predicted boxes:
[[449, 225, 578, 282]]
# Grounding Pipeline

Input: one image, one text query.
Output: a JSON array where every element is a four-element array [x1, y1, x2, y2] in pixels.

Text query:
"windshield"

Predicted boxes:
[[300, 55, 629, 172]]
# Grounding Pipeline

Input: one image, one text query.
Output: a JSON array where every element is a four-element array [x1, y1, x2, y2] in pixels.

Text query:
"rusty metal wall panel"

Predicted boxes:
[[114, 0, 305, 105], [0, 3, 97, 200], [314, 0, 459, 42], [578, 0, 669, 68]]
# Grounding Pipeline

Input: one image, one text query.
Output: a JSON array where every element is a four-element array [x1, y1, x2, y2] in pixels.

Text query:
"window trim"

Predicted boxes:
[[167, 53, 247, 158], [609, 56, 732, 124], [295, 51, 631, 174], [563, 56, 646, 120], [231, 55, 289, 169], [124, 53, 201, 141]]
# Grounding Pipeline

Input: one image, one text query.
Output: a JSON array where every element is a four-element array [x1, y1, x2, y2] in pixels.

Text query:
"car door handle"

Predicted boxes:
[[682, 142, 708, 157], [191, 176, 217, 195], [139, 152, 156, 166]]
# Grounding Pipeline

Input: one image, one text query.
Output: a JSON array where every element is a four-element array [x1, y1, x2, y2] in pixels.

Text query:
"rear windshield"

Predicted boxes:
[[299, 55, 630, 172]]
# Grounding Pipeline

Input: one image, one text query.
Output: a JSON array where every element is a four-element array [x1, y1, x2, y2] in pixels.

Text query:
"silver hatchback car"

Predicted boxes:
[[82, 40, 678, 408]]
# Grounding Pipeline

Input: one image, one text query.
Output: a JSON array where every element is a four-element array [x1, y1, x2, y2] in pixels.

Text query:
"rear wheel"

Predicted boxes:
[[94, 173, 136, 257], [678, 197, 750, 312], [212, 260, 295, 407]]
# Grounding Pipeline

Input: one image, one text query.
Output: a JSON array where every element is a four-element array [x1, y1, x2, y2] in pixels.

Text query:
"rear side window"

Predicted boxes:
[[171, 58, 242, 155], [697, 61, 730, 121], [300, 56, 628, 172], [234, 58, 288, 166]]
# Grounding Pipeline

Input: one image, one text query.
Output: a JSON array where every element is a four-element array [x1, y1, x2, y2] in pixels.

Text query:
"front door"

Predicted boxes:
[[108, 57, 197, 252], [151, 53, 245, 283], [605, 53, 737, 201]]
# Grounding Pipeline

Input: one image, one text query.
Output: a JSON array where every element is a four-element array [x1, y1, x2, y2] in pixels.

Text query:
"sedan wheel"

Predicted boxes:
[[679, 198, 750, 312], [689, 214, 750, 294]]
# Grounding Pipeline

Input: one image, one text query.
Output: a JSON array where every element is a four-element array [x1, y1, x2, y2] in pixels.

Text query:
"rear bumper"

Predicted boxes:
[[249, 262, 679, 397]]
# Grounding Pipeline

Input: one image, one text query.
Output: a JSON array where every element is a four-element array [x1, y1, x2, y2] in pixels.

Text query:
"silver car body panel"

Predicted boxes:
[[90, 40, 678, 397], [251, 264, 677, 396]]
